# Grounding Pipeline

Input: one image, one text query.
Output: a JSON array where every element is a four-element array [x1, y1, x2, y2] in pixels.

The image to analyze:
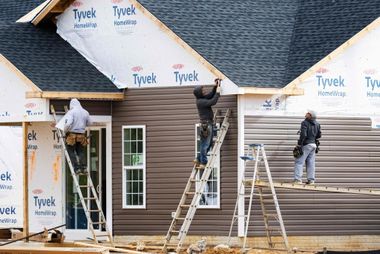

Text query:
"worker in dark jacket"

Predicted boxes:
[[193, 79, 221, 169], [293, 110, 322, 185]]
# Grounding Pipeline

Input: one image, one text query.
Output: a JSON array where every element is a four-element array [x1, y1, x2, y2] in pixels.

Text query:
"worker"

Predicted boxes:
[[293, 110, 322, 185], [57, 98, 92, 174], [193, 78, 221, 169]]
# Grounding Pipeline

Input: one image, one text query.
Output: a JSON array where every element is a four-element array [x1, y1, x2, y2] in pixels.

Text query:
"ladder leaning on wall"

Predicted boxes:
[[163, 109, 231, 254], [51, 105, 113, 245], [228, 143, 290, 253]]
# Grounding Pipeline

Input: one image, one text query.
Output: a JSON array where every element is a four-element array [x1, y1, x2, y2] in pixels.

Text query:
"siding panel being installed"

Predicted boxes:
[[112, 86, 237, 236], [244, 115, 380, 236]]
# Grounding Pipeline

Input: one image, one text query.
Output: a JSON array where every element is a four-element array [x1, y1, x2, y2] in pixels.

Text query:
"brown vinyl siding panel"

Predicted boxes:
[[244, 115, 380, 236], [49, 100, 112, 115], [112, 86, 237, 236]]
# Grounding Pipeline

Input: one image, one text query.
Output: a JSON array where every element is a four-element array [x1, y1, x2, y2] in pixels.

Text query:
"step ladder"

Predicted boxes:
[[163, 109, 231, 253], [228, 144, 290, 253], [51, 105, 113, 245]]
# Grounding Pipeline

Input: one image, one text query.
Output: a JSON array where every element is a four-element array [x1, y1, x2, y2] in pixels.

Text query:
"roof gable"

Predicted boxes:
[[285, 0, 380, 86], [137, 0, 299, 88], [0, 0, 120, 94], [137, 0, 380, 89]]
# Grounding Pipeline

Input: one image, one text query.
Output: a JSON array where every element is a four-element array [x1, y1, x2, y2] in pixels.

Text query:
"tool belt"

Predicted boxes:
[[66, 132, 88, 146], [200, 120, 212, 138]]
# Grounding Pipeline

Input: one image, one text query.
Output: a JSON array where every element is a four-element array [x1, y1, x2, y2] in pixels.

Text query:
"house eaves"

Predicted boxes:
[[26, 90, 125, 101], [1, 54, 124, 101], [31, 0, 74, 25]]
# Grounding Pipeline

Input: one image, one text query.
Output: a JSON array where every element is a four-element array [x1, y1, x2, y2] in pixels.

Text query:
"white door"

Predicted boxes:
[[64, 127, 108, 239]]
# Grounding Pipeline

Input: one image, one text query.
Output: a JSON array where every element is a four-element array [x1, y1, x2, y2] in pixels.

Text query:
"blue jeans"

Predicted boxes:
[[294, 143, 317, 181], [197, 122, 214, 165], [66, 142, 86, 171]]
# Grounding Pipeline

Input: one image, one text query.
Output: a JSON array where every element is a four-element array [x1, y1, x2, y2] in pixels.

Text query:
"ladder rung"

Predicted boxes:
[[186, 192, 195, 195], [89, 210, 101, 213], [176, 217, 185, 221], [180, 205, 191, 208], [233, 215, 248, 218], [266, 227, 281, 232], [264, 213, 278, 218], [252, 193, 273, 197], [79, 185, 90, 188], [84, 197, 96, 200], [91, 221, 106, 225], [170, 230, 179, 235], [95, 233, 110, 237]]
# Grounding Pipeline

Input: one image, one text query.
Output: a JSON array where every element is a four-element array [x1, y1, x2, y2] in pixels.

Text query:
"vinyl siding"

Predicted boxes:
[[49, 100, 112, 115], [112, 86, 237, 236], [244, 115, 380, 236]]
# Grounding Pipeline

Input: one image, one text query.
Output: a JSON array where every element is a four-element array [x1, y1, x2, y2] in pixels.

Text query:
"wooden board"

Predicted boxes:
[[0, 246, 109, 254], [251, 180, 380, 196]]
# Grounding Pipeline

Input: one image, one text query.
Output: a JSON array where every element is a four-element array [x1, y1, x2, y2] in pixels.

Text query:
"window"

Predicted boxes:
[[122, 126, 146, 208], [195, 124, 220, 208]]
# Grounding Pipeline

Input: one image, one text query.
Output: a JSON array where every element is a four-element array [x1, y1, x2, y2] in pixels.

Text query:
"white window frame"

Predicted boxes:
[[195, 123, 221, 209], [122, 125, 146, 209]]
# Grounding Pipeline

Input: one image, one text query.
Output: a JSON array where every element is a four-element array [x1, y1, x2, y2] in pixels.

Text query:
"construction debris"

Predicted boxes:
[[1, 224, 66, 246], [187, 239, 207, 254], [136, 241, 146, 251], [203, 246, 242, 254], [213, 244, 231, 252], [74, 241, 152, 254]]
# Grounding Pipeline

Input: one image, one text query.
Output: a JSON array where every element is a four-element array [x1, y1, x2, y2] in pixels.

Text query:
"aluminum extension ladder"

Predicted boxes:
[[228, 144, 290, 253], [163, 109, 231, 253], [51, 105, 113, 245]]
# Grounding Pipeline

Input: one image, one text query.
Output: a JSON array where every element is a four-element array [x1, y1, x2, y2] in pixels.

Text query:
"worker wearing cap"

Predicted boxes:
[[293, 110, 322, 185]]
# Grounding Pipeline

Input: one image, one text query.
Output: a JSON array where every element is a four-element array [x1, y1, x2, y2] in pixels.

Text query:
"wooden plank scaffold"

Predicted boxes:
[[252, 180, 380, 196]]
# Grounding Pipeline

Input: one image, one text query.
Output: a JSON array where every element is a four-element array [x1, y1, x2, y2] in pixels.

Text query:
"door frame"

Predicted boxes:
[[63, 115, 112, 240]]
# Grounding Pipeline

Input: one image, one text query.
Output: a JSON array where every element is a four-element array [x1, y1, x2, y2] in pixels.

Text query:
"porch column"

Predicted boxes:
[[22, 121, 29, 240]]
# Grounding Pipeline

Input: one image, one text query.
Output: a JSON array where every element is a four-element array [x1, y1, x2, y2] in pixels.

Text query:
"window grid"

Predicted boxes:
[[195, 124, 220, 208], [122, 126, 145, 209]]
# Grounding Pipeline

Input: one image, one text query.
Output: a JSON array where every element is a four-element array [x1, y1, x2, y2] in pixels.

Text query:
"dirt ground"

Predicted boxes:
[[203, 248, 315, 254], [162, 247, 316, 254]]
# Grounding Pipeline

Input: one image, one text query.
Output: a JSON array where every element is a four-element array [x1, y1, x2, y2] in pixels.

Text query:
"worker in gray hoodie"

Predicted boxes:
[[293, 110, 322, 185], [60, 98, 92, 174], [193, 79, 221, 169]]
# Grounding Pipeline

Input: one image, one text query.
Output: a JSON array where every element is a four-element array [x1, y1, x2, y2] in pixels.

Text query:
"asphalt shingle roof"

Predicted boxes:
[[0, 0, 119, 92], [137, 0, 380, 88], [285, 0, 380, 85]]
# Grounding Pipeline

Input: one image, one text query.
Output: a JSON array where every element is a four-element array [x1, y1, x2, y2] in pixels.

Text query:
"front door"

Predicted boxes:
[[65, 127, 107, 235]]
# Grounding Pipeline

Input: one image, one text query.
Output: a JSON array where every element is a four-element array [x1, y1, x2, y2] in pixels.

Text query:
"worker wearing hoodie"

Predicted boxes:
[[61, 98, 92, 174], [293, 110, 321, 185], [193, 79, 221, 169]]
